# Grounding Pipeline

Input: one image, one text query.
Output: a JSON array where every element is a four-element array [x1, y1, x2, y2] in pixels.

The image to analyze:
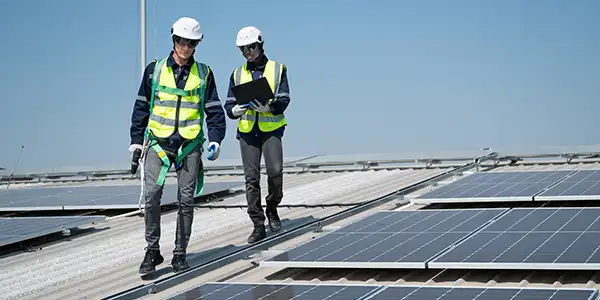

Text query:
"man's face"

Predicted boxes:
[[239, 43, 261, 62], [173, 36, 199, 60]]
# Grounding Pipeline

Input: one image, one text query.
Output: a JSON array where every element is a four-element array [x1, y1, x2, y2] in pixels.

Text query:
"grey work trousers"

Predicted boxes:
[[142, 143, 202, 256], [239, 134, 284, 226]]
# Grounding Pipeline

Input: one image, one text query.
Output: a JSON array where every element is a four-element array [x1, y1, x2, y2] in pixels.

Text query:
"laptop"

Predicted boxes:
[[231, 77, 275, 105]]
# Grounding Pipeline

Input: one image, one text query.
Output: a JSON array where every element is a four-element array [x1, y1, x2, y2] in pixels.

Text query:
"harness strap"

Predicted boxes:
[[150, 140, 171, 186], [176, 137, 203, 165], [154, 84, 202, 97], [148, 136, 205, 195]]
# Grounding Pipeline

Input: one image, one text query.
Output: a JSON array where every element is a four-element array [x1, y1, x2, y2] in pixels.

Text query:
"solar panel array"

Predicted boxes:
[[413, 169, 600, 204], [263, 206, 600, 272], [166, 282, 599, 300], [0, 180, 244, 211], [264, 209, 507, 269], [0, 215, 105, 247]]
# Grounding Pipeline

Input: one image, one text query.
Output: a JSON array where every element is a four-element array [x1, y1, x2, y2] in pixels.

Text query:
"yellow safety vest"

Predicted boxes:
[[147, 57, 209, 140], [233, 60, 287, 133]]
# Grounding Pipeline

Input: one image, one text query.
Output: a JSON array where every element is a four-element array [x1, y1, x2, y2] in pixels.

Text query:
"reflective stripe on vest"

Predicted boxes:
[[233, 60, 287, 133], [148, 58, 209, 140]]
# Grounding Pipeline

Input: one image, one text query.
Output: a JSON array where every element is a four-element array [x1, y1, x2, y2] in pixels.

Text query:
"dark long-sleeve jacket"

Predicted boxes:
[[223, 54, 290, 139], [130, 51, 226, 152]]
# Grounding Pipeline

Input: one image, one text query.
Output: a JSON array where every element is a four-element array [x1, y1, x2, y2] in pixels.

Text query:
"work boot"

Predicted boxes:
[[267, 208, 281, 233], [171, 254, 189, 273], [247, 224, 266, 244], [139, 248, 164, 274]]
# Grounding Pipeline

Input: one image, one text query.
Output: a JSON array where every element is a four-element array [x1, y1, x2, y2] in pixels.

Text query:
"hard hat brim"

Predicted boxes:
[[172, 31, 203, 41]]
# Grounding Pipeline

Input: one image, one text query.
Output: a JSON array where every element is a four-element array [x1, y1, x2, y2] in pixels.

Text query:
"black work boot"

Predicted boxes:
[[247, 224, 266, 243], [267, 208, 281, 233], [139, 248, 164, 274], [171, 254, 189, 273]]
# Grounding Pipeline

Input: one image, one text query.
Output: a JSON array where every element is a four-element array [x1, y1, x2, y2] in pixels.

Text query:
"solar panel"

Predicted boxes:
[[165, 282, 380, 300], [0, 215, 105, 247], [262, 208, 507, 269], [369, 285, 598, 300], [535, 169, 600, 201], [0, 180, 244, 211], [429, 207, 600, 270], [413, 170, 574, 204]]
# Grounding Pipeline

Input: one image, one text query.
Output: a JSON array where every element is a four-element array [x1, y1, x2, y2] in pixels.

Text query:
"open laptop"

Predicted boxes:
[[231, 77, 274, 105]]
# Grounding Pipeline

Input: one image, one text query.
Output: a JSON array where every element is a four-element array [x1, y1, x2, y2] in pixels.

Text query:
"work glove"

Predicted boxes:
[[249, 100, 271, 113], [129, 144, 143, 153], [232, 104, 249, 117], [128, 144, 143, 174], [207, 142, 220, 161]]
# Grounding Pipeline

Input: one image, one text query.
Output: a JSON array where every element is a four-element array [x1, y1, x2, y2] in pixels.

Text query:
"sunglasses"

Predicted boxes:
[[238, 43, 259, 53], [174, 36, 200, 48]]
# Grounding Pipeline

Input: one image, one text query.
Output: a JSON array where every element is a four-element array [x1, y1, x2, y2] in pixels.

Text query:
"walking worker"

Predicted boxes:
[[224, 26, 291, 244], [129, 16, 226, 274]]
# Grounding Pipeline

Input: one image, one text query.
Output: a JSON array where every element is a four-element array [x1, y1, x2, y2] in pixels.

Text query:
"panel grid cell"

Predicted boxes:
[[413, 171, 574, 204], [0, 216, 105, 247], [262, 209, 507, 269], [429, 207, 600, 270], [0, 181, 244, 211]]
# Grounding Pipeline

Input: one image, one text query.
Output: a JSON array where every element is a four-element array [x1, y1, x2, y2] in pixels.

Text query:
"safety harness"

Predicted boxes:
[[142, 57, 207, 198]]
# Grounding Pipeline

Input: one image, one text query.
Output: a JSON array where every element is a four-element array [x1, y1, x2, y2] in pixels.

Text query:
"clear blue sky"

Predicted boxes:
[[0, 0, 598, 173]]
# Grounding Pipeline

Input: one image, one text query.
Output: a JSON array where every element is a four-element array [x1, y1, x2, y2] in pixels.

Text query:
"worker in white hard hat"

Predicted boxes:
[[224, 26, 291, 244], [129, 16, 227, 274]]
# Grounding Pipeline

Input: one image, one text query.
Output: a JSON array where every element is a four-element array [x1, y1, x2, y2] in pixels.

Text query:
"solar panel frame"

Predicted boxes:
[[535, 169, 600, 201], [164, 282, 383, 300], [165, 282, 599, 300], [261, 208, 508, 269], [0, 215, 106, 247], [367, 285, 599, 300], [413, 170, 575, 204], [428, 207, 600, 270], [0, 181, 244, 211]]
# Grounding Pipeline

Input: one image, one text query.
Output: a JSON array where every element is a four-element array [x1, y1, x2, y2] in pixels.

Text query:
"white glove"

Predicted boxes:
[[249, 100, 271, 113], [232, 104, 249, 117], [207, 142, 220, 161], [129, 144, 143, 153]]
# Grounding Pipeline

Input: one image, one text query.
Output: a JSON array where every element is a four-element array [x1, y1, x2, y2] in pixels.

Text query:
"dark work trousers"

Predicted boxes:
[[239, 134, 284, 226], [142, 142, 202, 256]]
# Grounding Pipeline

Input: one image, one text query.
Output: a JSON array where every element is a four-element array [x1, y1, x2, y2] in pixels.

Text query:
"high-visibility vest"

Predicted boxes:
[[233, 60, 286, 133], [147, 57, 209, 140]]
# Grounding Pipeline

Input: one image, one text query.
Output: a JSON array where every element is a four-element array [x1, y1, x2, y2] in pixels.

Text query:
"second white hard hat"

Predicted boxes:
[[236, 26, 263, 47], [171, 17, 203, 41]]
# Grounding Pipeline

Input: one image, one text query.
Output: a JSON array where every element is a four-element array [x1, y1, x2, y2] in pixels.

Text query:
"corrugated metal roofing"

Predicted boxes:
[[0, 167, 449, 300]]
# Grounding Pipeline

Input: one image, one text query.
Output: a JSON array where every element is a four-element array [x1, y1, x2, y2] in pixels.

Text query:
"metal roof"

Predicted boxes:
[[2, 150, 600, 300]]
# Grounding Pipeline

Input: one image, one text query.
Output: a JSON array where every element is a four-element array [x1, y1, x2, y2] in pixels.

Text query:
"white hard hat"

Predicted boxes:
[[236, 26, 263, 47], [171, 17, 203, 41]]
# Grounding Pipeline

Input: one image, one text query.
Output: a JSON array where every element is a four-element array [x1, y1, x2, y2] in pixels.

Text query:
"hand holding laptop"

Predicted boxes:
[[231, 77, 275, 106], [249, 100, 270, 113]]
